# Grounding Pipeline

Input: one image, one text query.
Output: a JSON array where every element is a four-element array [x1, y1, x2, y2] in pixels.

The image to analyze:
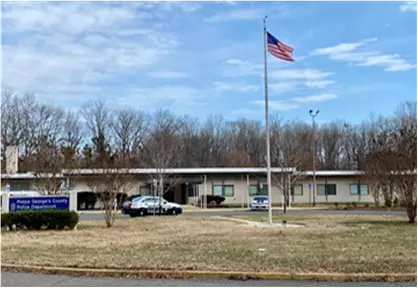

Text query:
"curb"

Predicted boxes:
[[2, 264, 416, 282]]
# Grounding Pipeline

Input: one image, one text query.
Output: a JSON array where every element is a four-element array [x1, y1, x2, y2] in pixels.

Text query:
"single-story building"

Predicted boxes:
[[1, 167, 378, 207]]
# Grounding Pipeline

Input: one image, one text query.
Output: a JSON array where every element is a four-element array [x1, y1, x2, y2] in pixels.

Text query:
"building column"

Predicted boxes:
[[69, 190, 78, 212], [204, 174, 207, 209], [246, 174, 250, 208], [2, 192, 9, 213]]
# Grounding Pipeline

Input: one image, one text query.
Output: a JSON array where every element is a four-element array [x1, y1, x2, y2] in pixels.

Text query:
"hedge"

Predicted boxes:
[[1, 210, 79, 231]]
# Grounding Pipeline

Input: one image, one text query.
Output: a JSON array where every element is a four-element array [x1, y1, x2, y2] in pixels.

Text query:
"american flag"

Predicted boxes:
[[267, 31, 294, 62]]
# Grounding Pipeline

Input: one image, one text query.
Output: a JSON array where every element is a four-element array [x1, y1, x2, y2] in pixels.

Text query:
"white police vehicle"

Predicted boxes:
[[123, 196, 182, 217]]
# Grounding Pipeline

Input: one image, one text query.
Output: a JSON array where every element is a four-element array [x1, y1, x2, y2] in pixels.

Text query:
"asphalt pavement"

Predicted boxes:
[[2, 272, 416, 287], [78, 208, 406, 221]]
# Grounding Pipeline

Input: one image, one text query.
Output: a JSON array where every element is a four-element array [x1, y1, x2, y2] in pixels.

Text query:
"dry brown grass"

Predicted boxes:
[[1, 214, 416, 274]]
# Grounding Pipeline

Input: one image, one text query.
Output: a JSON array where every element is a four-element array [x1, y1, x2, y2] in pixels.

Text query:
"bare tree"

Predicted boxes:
[[270, 118, 309, 213], [318, 121, 345, 170], [143, 110, 181, 214], [177, 115, 200, 167], [86, 165, 136, 227], [365, 101, 417, 223], [229, 119, 264, 167], [199, 115, 229, 167], [81, 100, 113, 166], [112, 107, 146, 166]]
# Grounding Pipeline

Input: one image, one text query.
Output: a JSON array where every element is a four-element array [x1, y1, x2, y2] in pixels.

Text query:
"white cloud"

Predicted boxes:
[[205, 8, 264, 23], [311, 38, 415, 72], [231, 108, 256, 116], [252, 100, 299, 111], [148, 71, 187, 79], [293, 93, 338, 103], [270, 69, 334, 80], [269, 82, 299, 94], [400, 1, 417, 12], [357, 54, 416, 72], [305, 80, 335, 89], [222, 58, 264, 77], [1, 2, 183, 105], [213, 82, 260, 93], [114, 86, 208, 112], [312, 42, 365, 55]]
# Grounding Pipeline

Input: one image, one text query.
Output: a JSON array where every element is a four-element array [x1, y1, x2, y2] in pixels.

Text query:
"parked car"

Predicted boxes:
[[251, 196, 269, 211], [126, 196, 182, 217], [121, 195, 144, 215]]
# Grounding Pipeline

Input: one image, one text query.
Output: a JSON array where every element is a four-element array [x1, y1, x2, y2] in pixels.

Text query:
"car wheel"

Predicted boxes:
[[129, 213, 137, 218], [139, 209, 146, 217]]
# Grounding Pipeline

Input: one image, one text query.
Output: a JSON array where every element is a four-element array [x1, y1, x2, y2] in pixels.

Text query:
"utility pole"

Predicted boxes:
[[309, 109, 319, 207]]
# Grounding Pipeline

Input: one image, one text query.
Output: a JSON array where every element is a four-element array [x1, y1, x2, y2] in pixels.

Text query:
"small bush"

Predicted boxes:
[[334, 202, 339, 208], [198, 195, 226, 207], [365, 203, 369, 208], [352, 202, 357, 208], [1, 210, 79, 231]]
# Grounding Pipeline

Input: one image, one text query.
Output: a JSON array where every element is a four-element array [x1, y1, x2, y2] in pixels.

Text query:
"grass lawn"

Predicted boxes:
[[1, 214, 416, 274]]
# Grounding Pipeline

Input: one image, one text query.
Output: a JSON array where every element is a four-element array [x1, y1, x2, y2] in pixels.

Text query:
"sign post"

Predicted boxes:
[[308, 183, 312, 207]]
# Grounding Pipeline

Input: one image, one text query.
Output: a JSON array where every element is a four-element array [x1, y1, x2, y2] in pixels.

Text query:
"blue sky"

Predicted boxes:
[[1, 1, 417, 124]]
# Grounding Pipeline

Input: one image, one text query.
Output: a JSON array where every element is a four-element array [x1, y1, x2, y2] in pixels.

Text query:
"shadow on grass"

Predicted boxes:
[[343, 220, 416, 227]]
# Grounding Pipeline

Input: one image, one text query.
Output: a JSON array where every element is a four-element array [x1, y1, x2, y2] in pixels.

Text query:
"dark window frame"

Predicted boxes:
[[349, 183, 369, 195], [248, 184, 268, 196], [317, 184, 337, 196], [213, 184, 235, 197], [292, 184, 303, 196]]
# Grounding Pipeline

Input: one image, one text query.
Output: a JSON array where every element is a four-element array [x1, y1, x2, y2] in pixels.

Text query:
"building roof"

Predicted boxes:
[[1, 168, 369, 179], [62, 167, 296, 175]]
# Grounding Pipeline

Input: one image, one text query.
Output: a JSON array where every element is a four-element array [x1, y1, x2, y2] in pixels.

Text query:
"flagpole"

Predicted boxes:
[[263, 16, 273, 226]]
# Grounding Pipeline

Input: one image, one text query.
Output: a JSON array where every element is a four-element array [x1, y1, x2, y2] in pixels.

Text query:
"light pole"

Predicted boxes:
[[309, 109, 319, 207]]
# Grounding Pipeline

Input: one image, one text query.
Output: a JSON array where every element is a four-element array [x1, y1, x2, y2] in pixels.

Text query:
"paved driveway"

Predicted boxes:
[[2, 272, 416, 287]]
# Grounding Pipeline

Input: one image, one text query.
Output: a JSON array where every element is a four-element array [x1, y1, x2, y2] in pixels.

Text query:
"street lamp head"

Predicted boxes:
[[309, 110, 320, 117]]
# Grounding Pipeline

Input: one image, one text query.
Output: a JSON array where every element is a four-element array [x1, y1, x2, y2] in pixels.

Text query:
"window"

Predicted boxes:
[[317, 184, 337, 196], [10, 182, 30, 191], [188, 184, 199, 197], [224, 185, 234, 197], [292, 184, 303, 196], [140, 186, 151, 195], [212, 184, 234, 197], [213, 185, 223, 196], [249, 184, 268, 196], [249, 185, 258, 196], [349, 184, 369, 195]]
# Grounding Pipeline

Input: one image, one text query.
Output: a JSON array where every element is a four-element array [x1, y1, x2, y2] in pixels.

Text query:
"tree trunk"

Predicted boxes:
[[283, 175, 287, 214], [159, 175, 163, 216], [406, 202, 417, 223]]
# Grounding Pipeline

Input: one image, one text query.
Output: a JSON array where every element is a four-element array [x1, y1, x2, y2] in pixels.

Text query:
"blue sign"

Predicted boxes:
[[308, 183, 312, 190], [9, 196, 70, 212]]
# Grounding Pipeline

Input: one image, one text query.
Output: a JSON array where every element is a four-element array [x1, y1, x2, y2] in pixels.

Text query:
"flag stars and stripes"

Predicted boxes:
[[267, 31, 294, 62]]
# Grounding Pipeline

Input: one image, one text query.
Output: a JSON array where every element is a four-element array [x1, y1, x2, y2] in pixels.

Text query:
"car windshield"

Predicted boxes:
[[254, 196, 268, 201], [132, 197, 145, 202]]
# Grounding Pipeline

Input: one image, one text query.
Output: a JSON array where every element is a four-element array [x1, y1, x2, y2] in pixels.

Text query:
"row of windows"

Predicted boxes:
[[213, 183, 370, 197], [5, 182, 369, 197]]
